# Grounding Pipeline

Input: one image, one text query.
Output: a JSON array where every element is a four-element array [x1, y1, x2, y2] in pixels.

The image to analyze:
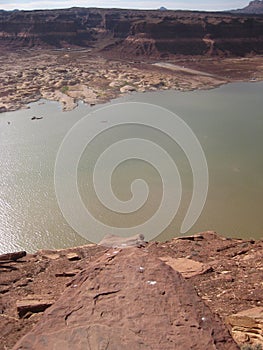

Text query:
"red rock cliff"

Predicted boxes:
[[0, 8, 263, 57]]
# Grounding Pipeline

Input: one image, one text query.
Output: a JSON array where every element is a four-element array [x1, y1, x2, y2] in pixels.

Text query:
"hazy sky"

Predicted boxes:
[[0, 0, 249, 12]]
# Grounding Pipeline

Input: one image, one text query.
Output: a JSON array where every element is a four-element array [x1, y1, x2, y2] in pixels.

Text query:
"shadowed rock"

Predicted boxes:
[[0, 251, 26, 261]]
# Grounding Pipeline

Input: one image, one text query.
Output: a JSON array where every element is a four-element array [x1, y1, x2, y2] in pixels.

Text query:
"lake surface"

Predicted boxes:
[[0, 82, 263, 253]]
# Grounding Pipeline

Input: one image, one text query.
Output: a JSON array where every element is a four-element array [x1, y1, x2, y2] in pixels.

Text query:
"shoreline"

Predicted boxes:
[[1, 50, 263, 113]]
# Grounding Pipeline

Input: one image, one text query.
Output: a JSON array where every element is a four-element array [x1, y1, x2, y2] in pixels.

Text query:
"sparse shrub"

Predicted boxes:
[[61, 86, 69, 94]]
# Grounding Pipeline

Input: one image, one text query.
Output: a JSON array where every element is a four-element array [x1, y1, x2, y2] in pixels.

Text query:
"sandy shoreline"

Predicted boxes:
[[1, 50, 263, 113]]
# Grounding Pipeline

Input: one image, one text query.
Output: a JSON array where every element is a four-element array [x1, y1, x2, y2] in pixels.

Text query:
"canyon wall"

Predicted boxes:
[[0, 8, 263, 58]]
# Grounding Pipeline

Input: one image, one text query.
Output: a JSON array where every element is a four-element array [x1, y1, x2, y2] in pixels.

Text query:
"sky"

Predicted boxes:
[[0, 0, 250, 12]]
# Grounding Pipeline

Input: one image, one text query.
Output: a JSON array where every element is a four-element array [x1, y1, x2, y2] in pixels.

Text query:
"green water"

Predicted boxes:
[[0, 82, 262, 253]]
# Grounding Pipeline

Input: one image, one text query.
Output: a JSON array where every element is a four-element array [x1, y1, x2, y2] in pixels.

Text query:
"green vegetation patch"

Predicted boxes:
[[61, 85, 69, 94]]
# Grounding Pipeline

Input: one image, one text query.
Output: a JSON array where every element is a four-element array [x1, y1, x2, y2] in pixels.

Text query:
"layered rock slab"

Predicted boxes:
[[13, 248, 238, 350], [227, 307, 263, 346]]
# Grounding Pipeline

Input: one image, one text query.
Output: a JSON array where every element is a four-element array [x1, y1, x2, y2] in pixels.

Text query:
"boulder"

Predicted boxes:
[[159, 257, 212, 278], [120, 85, 136, 93], [13, 248, 238, 349], [66, 252, 81, 261]]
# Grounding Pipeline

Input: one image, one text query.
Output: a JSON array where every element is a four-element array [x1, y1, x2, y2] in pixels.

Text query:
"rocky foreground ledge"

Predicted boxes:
[[0, 232, 262, 349]]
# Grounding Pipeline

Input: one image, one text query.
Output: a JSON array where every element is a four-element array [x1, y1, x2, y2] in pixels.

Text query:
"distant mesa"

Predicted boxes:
[[232, 0, 263, 14], [1, 7, 263, 58]]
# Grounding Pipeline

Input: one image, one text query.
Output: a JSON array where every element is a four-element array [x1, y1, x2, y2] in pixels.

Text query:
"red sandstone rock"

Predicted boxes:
[[16, 297, 55, 318], [159, 256, 212, 278], [1, 8, 263, 57], [0, 251, 26, 261], [13, 248, 238, 350]]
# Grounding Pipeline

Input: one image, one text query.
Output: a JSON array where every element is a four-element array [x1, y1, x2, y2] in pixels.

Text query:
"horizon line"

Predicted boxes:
[[0, 5, 239, 13]]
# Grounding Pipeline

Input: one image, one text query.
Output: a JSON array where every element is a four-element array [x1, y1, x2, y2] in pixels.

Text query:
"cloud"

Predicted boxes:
[[0, 0, 249, 11]]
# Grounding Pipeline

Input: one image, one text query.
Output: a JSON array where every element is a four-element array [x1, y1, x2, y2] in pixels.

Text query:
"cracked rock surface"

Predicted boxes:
[[13, 247, 238, 350], [1, 232, 262, 349]]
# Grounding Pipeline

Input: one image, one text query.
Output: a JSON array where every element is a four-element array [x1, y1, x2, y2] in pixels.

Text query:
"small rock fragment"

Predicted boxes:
[[0, 251, 26, 261], [120, 85, 136, 93], [16, 297, 54, 318], [66, 252, 81, 261]]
